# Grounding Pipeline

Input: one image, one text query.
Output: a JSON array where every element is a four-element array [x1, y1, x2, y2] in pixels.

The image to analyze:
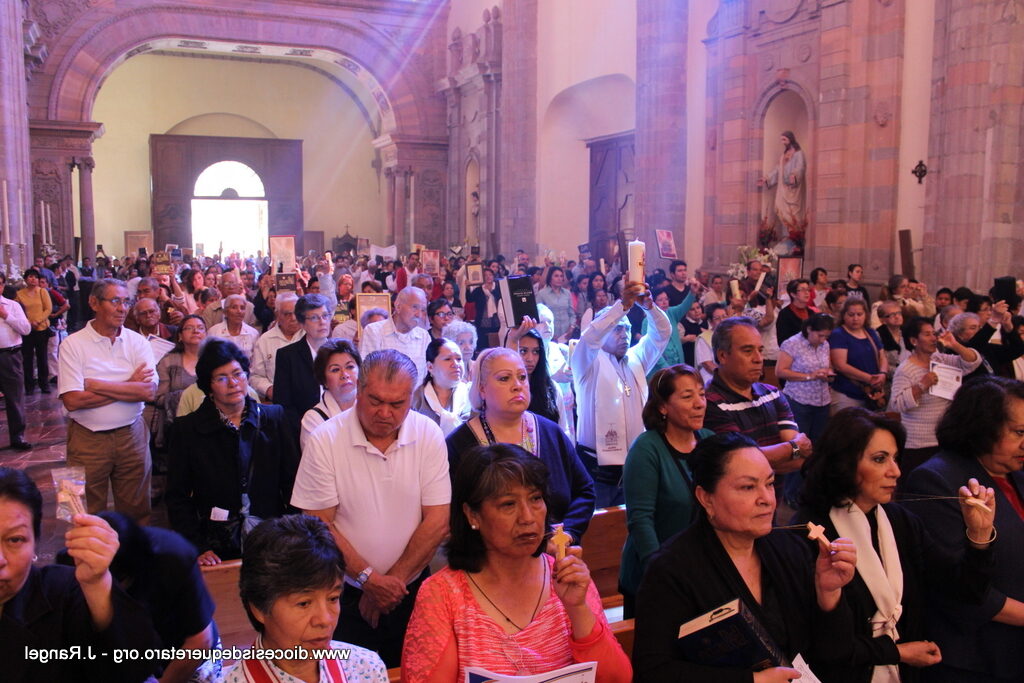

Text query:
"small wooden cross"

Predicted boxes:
[[964, 497, 992, 513], [550, 523, 573, 560], [805, 522, 832, 552]]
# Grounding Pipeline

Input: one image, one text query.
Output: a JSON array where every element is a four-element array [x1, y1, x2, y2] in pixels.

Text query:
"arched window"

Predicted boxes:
[[191, 161, 269, 258]]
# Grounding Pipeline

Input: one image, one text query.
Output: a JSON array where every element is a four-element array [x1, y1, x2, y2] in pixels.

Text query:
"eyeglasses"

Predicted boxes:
[[435, 311, 455, 319], [98, 297, 129, 307], [211, 370, 247, 386], [304, 313, 332, 322], [181, 325, 205, 333]]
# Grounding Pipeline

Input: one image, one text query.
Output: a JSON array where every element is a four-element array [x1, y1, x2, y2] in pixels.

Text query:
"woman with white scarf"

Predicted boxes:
[[794, 407, 996, 683], [412, 337, 472, 435], [299, 339, 361, 450]]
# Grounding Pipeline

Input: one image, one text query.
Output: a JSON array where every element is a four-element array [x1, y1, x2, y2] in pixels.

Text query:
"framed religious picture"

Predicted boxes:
[[269, 236, 296, 274], [275, 273, 297, 293], [777, 256, 803, 293], [356, 293, 392, 327], [164, 243, 179, 252], [356, 237, 370, 254], [412, 243, 426, 255], [466, 263, 484, 286], [151, 251, 172, 276], [421, 249, 441, 276], [181, 247, 194, 260], [577, 242, 592, 259], [655, 230, 678, 260]]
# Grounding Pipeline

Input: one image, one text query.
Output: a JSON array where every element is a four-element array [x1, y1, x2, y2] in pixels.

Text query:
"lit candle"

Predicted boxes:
[[627, 239, 646, 284], [46, 203, 53, 244]]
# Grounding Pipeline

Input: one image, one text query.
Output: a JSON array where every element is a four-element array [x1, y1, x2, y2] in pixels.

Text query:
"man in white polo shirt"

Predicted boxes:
[[58, 278, 157, 523], [292, 349, 449, 667], [360, 286, 431, 384]]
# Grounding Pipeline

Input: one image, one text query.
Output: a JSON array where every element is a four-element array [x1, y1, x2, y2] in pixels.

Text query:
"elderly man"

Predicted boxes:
[[0, 272, 32, 450], [133, 276, 184, 326], [361, 286, 431, 384], [207, 294, 260, 360], [250, 292, 304, 401], [703, 316, 812, 473], [202, 271, 257, 329], [58, 279, 157, 523], [274, 293, 333, 427], [571, 281, 671, 506], [291, 350, 449, 667], [131, 297, 175, 362]]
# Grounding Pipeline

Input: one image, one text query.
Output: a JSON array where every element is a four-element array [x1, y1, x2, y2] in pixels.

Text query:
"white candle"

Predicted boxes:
[[754, 271, 766, 295], [17, 186, 23, 249], [1, 180, 8, 245], [39, 200, 44, 242], [46, 203, 53, 244], [627, 239, 646, 284]]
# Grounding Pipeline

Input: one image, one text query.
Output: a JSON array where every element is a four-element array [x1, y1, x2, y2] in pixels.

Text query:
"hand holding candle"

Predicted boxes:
[[627, 239, 646, 285]]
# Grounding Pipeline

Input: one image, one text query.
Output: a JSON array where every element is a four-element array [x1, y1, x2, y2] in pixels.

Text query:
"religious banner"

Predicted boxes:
[[776, 256, 803, 293], [369, 243, 397, 262], [356, 238, 370, 254], [466, 263, 484, 286], [269, 236, 296, 274], [151, 251, 172, 276], [275, 273, 297, 293], [655, 230, 678, 260]]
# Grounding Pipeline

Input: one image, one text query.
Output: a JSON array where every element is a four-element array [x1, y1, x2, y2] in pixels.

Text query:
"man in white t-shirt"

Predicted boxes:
[[58, 279, 157, 523], [291, 349, 449, 667]]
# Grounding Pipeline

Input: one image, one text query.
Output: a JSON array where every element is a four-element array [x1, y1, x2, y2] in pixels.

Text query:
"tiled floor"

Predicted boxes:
[[0, 389, 169, 563]]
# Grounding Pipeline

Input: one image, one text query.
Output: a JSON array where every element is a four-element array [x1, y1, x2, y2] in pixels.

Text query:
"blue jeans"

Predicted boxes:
[[577, 447, 625, 508], [784, 399, 830, 505]]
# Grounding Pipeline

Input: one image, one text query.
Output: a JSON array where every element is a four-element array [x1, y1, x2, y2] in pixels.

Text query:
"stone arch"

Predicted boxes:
[[38, 4, 444, 140], [166, 114, 278, 139]]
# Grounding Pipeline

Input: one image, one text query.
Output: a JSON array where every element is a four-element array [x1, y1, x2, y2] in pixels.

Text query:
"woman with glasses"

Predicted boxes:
[[154, 314, 206, 449], [776, 278, 818, 345], [167, 338, 299, 566], [428, 298, 456, 341]]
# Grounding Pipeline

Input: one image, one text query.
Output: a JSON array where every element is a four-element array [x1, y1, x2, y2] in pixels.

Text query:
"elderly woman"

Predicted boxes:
[[951, 305, 1024, 380], [156, 314, 206, 427], [830, 297, 888, 412], [888, 317, 981, 474], [794, 408, 995, 683], [413, 338, 471, 435], [226, 514, 387, 683], [167, 339, 299, 566], [446, 347, 594, 544], [300, 339, 361, 449], [904, 377, 1024, 682], [620, 365, 713, 618], [207, 293, 260, 360], [0, 467, 159, 683], [633, 432, 858, 683], [402, 445, 631, 682], [443, 318, 479, 382]]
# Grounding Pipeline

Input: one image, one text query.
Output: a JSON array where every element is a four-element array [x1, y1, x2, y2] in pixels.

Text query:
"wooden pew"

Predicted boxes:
[[200, 559, 257, 650], [580, 505, 628, 609]]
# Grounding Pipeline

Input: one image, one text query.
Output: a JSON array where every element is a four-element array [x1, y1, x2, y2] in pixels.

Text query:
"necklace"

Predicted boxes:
[[479, 411, 536, 455], [466, 563, 547, 632]]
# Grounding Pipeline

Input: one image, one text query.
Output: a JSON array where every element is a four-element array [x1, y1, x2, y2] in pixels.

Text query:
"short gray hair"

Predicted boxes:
[[275, 291, 298, 312], [358, 349, 417, 391], [224, 293, 247, 308], [442, 319, 477, 346], [91, 278, 126, 301], [949, 312, 980, 338], [397, 286, 427, 306], [712, 316, 759, 358], [359, 307, 389, 327], [410, 273, 433, 289]]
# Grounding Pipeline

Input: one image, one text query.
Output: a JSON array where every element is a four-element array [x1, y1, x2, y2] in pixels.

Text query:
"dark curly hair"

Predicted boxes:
[[446, 444, 551, 573], [936, 376, 1024, 460], [799, 407, 906, 513], [195, 338, 250, 395]]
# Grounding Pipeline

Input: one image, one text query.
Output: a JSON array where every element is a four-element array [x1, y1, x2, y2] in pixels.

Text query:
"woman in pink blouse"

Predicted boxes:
[[401, 444, 631, 683]]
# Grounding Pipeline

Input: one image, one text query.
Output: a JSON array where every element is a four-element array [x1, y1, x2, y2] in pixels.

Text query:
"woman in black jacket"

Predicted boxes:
[[167, 339, 299, 565]]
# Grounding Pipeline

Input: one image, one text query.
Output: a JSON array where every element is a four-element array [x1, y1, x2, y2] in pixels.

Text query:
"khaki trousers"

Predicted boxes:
[[67, 417, 151, 525]]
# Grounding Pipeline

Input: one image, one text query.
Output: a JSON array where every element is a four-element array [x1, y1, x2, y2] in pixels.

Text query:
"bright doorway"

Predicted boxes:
[[191, 161, 269, 258]]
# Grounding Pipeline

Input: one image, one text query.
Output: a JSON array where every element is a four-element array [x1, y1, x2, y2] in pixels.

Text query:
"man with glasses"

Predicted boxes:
[[58, 278, 157, 523], [250, 292, 304, 401], [274, 293, 333, 429], [361, 286, 431, 384]]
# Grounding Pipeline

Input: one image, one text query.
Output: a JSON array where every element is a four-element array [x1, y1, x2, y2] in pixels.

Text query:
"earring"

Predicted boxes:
[[470, 524, 478, 530], [32, 554, 38, 562]]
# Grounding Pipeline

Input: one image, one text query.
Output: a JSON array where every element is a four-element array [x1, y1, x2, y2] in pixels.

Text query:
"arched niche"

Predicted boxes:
[[757, 86, 813, 255], [168, 114, 277, 139], [465, 156, 481, 246], [539, 74, 636, 257]]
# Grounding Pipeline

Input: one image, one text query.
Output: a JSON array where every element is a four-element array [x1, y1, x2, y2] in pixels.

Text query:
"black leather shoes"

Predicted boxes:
[[10, 440, 32, 451]]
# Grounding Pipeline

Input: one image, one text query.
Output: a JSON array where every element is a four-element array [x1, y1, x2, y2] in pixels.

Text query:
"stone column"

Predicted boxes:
[[77, 156, 96, 261], [393, 167, 410, 255], [384, 167, 397, 247], [0, 0, 33, 255], [634, 0, 688, 253]]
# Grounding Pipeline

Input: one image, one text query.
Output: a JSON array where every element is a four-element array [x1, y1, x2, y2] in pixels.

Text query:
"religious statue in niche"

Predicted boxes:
[[758, 131, 807, 255]]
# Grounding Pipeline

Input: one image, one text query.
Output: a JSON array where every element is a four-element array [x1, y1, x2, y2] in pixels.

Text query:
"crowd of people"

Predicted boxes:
[[0, 246, 1022, 682]]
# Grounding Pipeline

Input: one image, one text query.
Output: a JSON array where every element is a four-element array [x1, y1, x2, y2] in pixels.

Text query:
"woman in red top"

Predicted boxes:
[[402, 444, 631, 683]]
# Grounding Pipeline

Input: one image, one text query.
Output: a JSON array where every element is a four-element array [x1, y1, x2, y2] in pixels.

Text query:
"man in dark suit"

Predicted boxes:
[[273, 293, 332, 433]]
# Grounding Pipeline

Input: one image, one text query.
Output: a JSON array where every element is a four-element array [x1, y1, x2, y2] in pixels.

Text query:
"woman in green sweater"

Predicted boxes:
[[619, 364, 713, 618], [643, 286, 696, 380]]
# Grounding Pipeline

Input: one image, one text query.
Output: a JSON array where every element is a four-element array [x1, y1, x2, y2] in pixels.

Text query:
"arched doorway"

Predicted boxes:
[[191, 161, 268, 258]]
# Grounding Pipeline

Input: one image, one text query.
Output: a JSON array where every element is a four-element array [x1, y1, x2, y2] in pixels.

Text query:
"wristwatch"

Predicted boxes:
[[355, 566, 374, 588], [789, 439, 802, 460]]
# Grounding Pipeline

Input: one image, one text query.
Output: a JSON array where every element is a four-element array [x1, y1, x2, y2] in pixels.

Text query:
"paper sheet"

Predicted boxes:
[[791, 654, 822, 683], [929, 361, 963, 401]]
